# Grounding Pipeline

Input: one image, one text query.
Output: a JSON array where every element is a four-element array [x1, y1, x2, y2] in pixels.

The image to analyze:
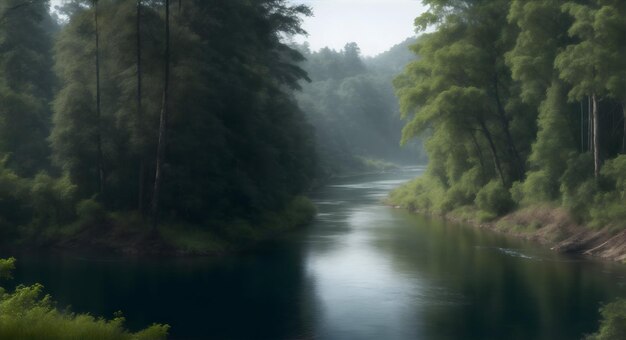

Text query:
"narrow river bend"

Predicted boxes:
[[7, 168, 626, 339]]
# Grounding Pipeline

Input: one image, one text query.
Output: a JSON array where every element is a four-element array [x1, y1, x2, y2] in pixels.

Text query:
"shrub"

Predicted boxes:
[[519, 170, 555, 204], [475, 180, 513, 215], [30, 172, 77, 227], [601, 155, 626, 199], [585, 298, 626, 340], [0, 258, 169, 339], [0, 258, 15, 280], [76, 198, 107, 225]]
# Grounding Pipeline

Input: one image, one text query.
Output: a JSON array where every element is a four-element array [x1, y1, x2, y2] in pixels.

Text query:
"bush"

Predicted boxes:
[[475, 180, 513, 215], [0, 258, 15, 280], [601, 155, 626, 199], [585, 298, 626, 340], [560, 153, 594, 207], [76, 198, 107, 225], [30, 172, 77, 227], [0, 258, 169, 339], [0, 159, 30, 234], [518, 170, 556, 205]]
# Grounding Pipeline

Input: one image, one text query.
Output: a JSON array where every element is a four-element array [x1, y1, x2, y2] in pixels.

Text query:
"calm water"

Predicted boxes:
[[5, 167, 626, 339]]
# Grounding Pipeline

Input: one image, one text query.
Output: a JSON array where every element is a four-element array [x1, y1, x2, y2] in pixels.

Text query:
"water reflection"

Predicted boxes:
[[4, 167, 626, 339], [305, 169, 626, 340]]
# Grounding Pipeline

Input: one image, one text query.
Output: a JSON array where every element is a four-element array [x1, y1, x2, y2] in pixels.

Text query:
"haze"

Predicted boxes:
[[293, 0, 427, 56]]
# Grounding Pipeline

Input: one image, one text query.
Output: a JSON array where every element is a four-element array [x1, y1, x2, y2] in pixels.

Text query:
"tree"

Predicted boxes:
[[151, 0, 170, 228], [0, 0, 56, 176], [556, 0, 626, 176]]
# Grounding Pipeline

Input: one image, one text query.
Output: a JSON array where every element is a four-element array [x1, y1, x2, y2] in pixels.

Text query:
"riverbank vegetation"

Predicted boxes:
[[0, 258, 169, 339], [0, 0, 317, 253], [390, 0, 626, 245], [586, 298, 626, 340]]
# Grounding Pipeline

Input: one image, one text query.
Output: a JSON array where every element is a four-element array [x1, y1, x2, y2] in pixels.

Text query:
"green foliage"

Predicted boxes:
[[392, 0, 626, 233], [560, 153, 596, 220], [295, 41, 423, 177], [0, 258, 15, 280], [0, 0, 56, 176], [513, 170, 554, 205], [76, 198, 107, 226], [601, 155, 626, 199], [475, 180, 514, 216], [587, 156, 626, 229], [0, 258, 169, 339], [586, 299, 626, 340]]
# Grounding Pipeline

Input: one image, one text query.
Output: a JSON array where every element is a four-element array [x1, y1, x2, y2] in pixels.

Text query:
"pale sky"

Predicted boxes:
[[51, 0, 428, 57], [292, 0, 428, 56]]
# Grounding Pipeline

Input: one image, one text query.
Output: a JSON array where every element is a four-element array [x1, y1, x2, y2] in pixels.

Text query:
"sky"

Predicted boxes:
[[50, 0, 428, 57], [292, 0, 428, 56]]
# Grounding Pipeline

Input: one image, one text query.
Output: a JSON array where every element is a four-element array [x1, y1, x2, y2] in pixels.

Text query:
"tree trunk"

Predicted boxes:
[[592, 93, 600, 177], [151, 0, 170, 229], [492, 73, 525, 181], [137, 0, 145, 214], [622, 103, 626, 154], [587, 96, 593, 152], [94, 0, 104, 196], [580, 100, 584, 152], [478, 118, 505, 186]]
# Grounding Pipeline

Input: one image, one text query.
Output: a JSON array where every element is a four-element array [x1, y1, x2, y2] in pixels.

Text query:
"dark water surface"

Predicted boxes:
[[5, 168, 626, 339]]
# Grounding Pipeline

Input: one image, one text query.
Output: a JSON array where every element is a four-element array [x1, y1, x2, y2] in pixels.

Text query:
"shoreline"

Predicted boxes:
[[2, 196, 316, 258], [393, 204, 626, 263]]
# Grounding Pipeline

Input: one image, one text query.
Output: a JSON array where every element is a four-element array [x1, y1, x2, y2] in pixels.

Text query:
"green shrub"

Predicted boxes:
[[475, 180, 513, 215], [560, 153, 594, 207], [0, 158, 30, 234], [0, 258, 15, 280], [519, 170, 555, 204], [30, 172, 77, 227], [0, 258, 169, 339], [76, 198, 107, 225], [601, 155, 626, 199], [588, 192, 626, 230], [585, 298, 626, 340]]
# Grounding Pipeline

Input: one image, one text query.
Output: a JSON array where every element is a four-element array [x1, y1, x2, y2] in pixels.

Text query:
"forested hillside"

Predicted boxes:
[[295, 40, 425, 176], [0, 0, 316, 252], [390, 0, 626, 232]]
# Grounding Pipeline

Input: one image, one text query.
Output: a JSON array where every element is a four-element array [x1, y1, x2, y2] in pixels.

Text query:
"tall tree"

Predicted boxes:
[[556, 0, 626, 176], [93, 0, 105, 194], [151, 0, 170, 228], [136, 0, 145, 213], [0, 0, 55, 176]]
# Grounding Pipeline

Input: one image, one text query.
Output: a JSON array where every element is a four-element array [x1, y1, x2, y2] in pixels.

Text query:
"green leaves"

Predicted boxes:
[[0, 258, 15, 280]]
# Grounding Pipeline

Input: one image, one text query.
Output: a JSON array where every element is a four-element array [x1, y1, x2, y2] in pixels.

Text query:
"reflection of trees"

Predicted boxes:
[[370, 212, 626, 339]]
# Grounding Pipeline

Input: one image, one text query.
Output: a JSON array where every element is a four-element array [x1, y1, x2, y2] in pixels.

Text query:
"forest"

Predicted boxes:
[[0, 0, 321, 254], [1, 0, 626, 339], [390, 0, 626, 232], [295, 38, 425, 176]]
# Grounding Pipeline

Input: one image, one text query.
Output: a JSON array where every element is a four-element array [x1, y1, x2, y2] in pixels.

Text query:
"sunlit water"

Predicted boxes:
[[5, 167, 626, 339]]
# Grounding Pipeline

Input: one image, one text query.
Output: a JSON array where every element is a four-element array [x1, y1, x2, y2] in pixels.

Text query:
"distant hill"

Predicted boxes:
[[365, 37, 419, 75]]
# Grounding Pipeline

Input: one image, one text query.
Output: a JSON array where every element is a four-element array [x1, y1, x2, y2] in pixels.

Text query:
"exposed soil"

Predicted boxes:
[[400, 204, 626, 263]]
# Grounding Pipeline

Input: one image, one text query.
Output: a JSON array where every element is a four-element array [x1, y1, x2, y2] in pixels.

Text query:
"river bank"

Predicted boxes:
[[393, 204, 626, 263], [2, 196, 316, 257]]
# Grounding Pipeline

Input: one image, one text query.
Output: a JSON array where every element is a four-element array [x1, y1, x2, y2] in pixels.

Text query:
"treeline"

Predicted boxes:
[[391, 0, 626, 227], [295, 40, 424, 176], [0, 0, 315, 243]]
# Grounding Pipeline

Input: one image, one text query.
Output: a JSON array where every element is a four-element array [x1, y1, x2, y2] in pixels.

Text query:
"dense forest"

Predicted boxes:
[[295, 39, 424, 176], [2, 0, 625, 338], [390, 0, 626, 231], [0, 0, 320, 252]]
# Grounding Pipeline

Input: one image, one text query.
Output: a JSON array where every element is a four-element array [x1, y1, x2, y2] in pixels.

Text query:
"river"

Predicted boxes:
[[6, 167, 626, 339]]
